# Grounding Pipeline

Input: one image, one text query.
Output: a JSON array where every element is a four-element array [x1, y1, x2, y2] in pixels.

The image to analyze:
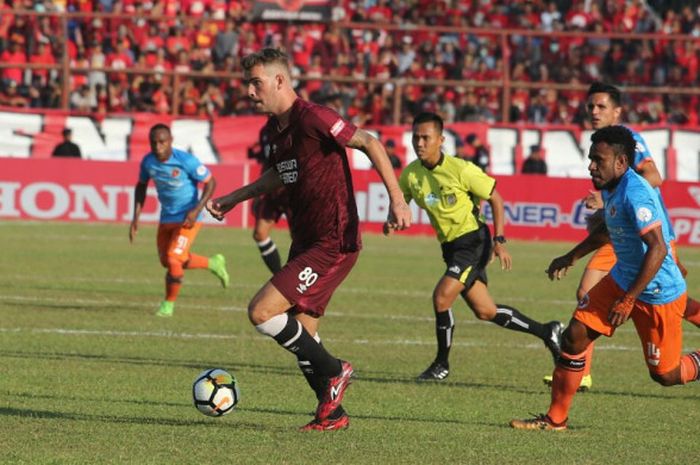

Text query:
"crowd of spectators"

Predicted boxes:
[[1, 0, 700, 126]]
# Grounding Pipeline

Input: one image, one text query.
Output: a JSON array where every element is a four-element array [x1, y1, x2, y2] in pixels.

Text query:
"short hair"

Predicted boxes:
[[241, 48, 291, 72], [149, 123, 171, 138], [590, 125, 635, 162], [412, 112, 443, 133], [587, 81, 621, 107]]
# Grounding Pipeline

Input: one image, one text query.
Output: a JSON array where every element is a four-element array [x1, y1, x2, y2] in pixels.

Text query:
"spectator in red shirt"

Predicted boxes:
[[1, 41, 27, 86], [30, 40, 56, 87], [166, 25, 191, 58]]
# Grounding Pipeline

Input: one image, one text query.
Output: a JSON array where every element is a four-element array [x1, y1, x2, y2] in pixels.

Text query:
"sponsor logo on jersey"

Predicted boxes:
[[330, 119, 345, 137], [636, 207, 652, 222], [171, 168, 180, 177], [449, 265, 461, 274], [445, 193, 457, 205], [425, 192, 439, 207], [277, 158, 298, 185]]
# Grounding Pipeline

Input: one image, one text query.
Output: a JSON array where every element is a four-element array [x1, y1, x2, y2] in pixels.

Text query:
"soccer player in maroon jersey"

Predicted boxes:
[[207, 48, 412, 431]]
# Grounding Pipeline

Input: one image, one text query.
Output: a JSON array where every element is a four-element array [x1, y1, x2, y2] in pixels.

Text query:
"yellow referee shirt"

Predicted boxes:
[[399, 154, 496, 243]]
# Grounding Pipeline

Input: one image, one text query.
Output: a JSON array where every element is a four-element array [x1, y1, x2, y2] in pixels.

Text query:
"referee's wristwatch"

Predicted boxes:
[[493, 235, 507, 244]]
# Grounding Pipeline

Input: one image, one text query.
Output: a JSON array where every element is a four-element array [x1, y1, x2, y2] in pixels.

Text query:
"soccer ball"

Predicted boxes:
[[192, 368, 240, 417]]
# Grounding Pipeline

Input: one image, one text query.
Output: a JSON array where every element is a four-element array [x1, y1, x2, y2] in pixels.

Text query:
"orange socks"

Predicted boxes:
[[680, 351, 700, 384], [684, 298, 700, 328], [165, 272, 182, 302], [185, 253, 209, 269], [547, 350, 586, 424]]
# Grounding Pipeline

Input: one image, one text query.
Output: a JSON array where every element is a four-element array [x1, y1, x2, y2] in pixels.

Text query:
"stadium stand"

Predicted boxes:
[[0, 0, 699, 125]]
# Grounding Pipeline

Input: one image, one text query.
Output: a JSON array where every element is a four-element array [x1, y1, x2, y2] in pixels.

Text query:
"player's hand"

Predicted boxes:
[[129, 221, 138, 243], [608, 295, 635, 327], [183, 210, 198, 229], [491, 242, 512, 270], [206, 196, 236, 221], [583, 190, 603, 209], [546, 254, 575, 280], [382, 221, 395, 236], [387, 199, 411, 231]]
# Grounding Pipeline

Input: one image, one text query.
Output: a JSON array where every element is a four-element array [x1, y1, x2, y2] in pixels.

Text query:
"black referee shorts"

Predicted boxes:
[[440, 223, 491, 290]]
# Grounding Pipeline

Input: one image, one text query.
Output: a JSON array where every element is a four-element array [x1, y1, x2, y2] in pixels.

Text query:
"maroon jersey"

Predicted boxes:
[[263, 98, 361, 253]]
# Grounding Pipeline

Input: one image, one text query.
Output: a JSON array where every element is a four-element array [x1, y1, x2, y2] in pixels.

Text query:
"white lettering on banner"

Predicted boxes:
[[482, 201, 590, 228], [0, 182, 162, 222], [172, 120, 218, 165], [0, 181, 227, 223], [668, 186, 700, 245], [0, 112, 43, 158], [355, 182, 431, 224], [0, 182, 21, 216], [68, 185, 124, 220], [20, 182, 70, 218], [673, 131, 700, 182], [367, 183, 390, 222], [66, 116, 133, 161]]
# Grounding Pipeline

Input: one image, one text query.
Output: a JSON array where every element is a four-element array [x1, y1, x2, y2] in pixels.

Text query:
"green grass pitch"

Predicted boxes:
[[1, 221, 698, 464]]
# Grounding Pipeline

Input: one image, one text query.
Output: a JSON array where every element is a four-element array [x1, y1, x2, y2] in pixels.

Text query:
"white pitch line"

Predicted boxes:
[[4, 326, 695, 352], [2, 294, 700, 339]]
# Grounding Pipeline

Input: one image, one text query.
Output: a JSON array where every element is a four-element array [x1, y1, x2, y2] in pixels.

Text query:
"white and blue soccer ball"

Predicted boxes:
[[192, 368, 240, 417]]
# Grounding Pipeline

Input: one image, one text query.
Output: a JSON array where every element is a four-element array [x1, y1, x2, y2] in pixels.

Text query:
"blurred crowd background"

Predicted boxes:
[[1, 0, 699, 126]]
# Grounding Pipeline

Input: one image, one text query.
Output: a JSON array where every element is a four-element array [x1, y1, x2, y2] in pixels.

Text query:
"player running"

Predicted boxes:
[[384, 112, 563, 381], [206, 48, 411, 431], [542, 82, 700, 392], [511, 126, 699, 431], [129, 123, 230, 317]]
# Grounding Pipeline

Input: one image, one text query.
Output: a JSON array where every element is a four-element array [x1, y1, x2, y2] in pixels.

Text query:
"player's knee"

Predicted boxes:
[[472, 306, 495, 320], [561, 322, 588, 355], [247, 301, 271, 326], [252, 230, 268, 242], [432, 292, 456, 315], [649, 370, 679, 387], [166, 256, 184, 276]]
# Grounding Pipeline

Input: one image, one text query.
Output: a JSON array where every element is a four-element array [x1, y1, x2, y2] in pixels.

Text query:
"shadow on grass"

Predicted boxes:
[[0, 406, 279, 432], [4, 349, 699, 402]]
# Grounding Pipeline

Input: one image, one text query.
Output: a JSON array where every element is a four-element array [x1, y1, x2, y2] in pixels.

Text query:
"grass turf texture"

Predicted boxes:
[[1, 221, 698, 465]]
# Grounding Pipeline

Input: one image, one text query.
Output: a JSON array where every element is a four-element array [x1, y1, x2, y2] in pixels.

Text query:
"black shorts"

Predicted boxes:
[[440, 223, 491, 290], [252, 189, 289, 223]]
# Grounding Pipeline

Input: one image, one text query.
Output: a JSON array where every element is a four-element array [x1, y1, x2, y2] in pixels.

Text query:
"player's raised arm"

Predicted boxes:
[[206, 168, 283, 221], [347, 128, 411, 231]]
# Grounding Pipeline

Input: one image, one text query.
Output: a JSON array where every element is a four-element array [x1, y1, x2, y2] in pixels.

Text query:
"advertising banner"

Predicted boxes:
[[2, 158, 699, 246]]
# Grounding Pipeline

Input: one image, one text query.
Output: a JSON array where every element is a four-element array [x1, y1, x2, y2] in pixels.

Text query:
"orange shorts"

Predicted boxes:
[[585, 243, 617, 272], [157, 222, 202, 267], [573, 274, 687, 375]]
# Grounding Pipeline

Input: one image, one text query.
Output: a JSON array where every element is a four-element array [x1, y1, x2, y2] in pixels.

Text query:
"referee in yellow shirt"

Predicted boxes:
[[385, 112, 564, 380]]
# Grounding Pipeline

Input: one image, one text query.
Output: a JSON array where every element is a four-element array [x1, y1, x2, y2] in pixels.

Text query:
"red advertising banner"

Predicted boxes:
[[2, 158, 699, 246]]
